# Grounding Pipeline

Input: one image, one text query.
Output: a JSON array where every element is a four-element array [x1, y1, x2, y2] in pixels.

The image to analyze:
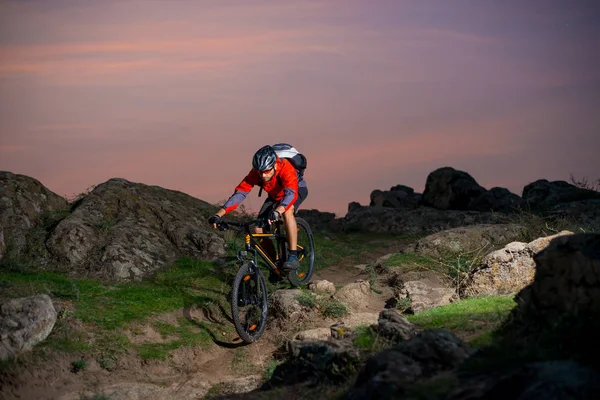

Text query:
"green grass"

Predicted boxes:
[[312, 232, 417, 271], [0, 257, 231, 360], [384, 252, 435, 268], [407, 295, 517, 346], [137, 318, 212, 360], [353, 325, 379, 351]]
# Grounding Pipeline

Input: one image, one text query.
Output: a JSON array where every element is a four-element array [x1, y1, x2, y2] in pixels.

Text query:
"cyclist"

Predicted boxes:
[[208, 145, 308, 271]]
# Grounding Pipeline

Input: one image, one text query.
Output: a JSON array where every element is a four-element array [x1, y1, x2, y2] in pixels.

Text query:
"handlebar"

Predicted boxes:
[[216, 218, 271, 232]]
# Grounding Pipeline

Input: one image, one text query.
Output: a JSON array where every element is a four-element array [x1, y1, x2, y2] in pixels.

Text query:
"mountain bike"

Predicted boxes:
[[216, 217, 315, 343]]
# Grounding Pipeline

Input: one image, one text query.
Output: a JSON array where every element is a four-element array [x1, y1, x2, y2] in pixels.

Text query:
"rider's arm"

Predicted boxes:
[[221, 170, 261, 214], [276, 161, 299, 213]]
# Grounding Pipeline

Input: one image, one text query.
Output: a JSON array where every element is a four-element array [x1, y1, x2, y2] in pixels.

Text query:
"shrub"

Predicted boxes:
[[296, 291, 317, 308], [321, 299, 348, 318], [71, 359, 87, 373]]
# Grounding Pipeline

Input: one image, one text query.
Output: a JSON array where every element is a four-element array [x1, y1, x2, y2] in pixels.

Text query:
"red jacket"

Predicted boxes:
[[222, 158, 299, 213]]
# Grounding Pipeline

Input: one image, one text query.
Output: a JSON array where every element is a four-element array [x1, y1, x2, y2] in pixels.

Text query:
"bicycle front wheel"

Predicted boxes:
[[287, 217, 316, 287], [231, 263, 269, 343]]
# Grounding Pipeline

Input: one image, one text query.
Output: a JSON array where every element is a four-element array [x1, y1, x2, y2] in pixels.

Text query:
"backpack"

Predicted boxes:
[[272, 143, 307, 181], [258, 143, 307, 197]]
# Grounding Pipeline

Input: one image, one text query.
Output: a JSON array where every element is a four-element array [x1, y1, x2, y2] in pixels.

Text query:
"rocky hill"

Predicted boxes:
[[2, 168, 599, 282], [1, 172, 224, 281], [298, 166, 600, 234]]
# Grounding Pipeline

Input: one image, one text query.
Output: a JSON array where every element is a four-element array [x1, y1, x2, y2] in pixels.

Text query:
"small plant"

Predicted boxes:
[[426, 244, 489, 298], [320, 299, 348, 318], [80, 393, 112, 400], [65, 184, 96, 204], [569, 173, 600, 192], [263, 358, 283, 381], [71, 359, 87, 373], [353, 325, 379, 350], [97, 355, 117, 371], [296, 290, 317, 308], [364, 261, 387, 295], [395, 296, 412, 313]]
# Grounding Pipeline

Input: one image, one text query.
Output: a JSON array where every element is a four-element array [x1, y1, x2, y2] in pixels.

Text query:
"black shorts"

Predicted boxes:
[[258, 186, 308, 219]]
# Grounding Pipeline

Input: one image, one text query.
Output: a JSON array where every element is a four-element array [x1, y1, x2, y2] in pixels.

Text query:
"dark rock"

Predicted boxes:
[[390, 185, 415, 193], [0, 171, 69, 262], [347, 201, 363, 213], [543, 199, 600, 232], [343, 206, 504, 235], [348, 329, 472, 400], [370, 186, 421, 209], [375, 309, 420, 341], [421, 167, 487, 210], [264, 341, 361, 389], [296, 209, 337, 231], [468, 187, 525, 213], [503, 233, 600, 343], [449, 360, 600, 400], [522, 179, 600, 210]]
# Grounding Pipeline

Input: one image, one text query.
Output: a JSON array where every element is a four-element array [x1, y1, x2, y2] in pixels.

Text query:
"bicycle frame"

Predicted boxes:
[[240, 222, 287, 276], [221, 219, 307, 277]]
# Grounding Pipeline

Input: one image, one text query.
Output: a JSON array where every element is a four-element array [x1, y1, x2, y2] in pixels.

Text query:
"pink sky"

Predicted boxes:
[[1, 0, 599, 216]]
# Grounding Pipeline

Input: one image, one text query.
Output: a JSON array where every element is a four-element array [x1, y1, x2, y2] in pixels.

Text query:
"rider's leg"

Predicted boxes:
[[282, 205, 297, 251], [256, 199, 278, 263], [282, 186, 308, 271], [282, 205, 300, 270]]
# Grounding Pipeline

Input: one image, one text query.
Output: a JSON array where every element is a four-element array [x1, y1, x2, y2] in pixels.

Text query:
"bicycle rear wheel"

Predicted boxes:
[[231, 263, 269, 343], [287, 217, 315, 287]]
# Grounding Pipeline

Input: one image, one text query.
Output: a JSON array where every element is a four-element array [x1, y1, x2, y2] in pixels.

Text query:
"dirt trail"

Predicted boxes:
[[1, 241, 409, 400]]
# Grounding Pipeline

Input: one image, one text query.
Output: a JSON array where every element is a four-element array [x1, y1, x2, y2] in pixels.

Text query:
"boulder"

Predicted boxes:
[[293, 328, 331, 342], [270, 289, 308, 323], [0, 294, 57, 359], [468, 187, 525, 213], [522, 179, 600, 210], [448, 360, 600, 400], [421, 167, 486, 210], [544, 199, 600, 232], [369, 185, 421, 209], [348, 329, 473, 400], [405, 223, 525, 259], [510, 233, 600, 324], [347, 202, 363, 213], [490, 233, 600, 366], [463, 231, 573, 297], [308, 279, 336, 296], [296, 209, 337, 231], [0, 171, 69, 261], [265, 341, 362, 388], [375, 309, 421, 342], [342, 312, 379, 328], [402, 279, 456, 313], [342, 206, 504, 235], [45, 178, 225, 281], [334, 281, 371, 312]]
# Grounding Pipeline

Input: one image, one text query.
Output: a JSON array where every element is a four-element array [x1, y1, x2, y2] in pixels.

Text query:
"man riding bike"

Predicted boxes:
[[208, 145, 308, 271]]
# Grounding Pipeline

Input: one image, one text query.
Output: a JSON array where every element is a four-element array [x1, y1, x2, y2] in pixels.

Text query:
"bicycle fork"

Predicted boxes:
[[240, 262, 259, 307]]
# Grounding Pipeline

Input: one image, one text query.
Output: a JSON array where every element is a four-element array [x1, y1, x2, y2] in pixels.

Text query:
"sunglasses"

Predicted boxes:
[[258, 167, 274, 175]]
